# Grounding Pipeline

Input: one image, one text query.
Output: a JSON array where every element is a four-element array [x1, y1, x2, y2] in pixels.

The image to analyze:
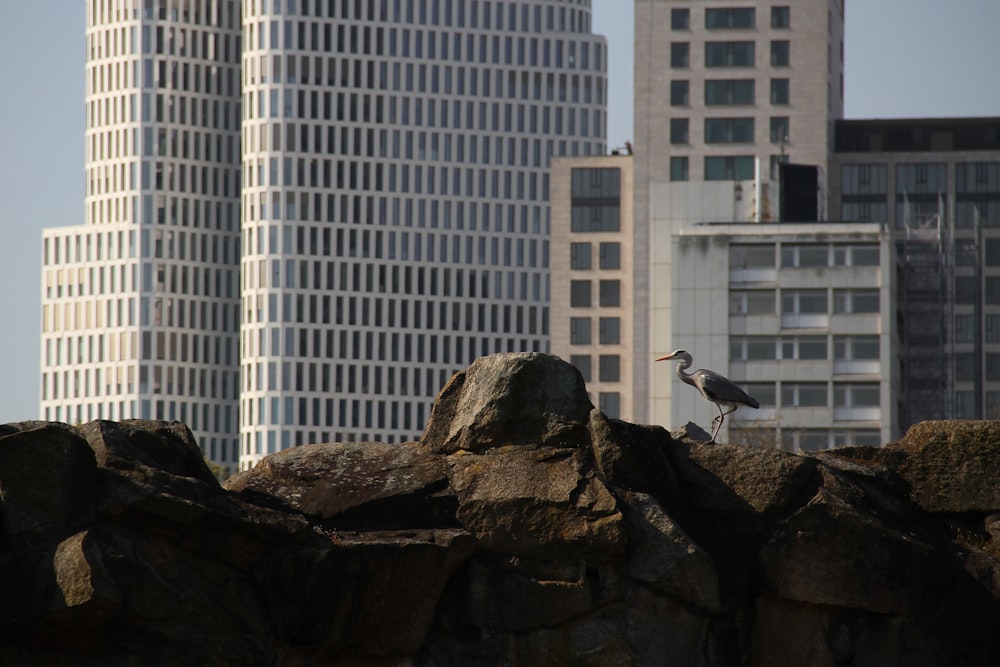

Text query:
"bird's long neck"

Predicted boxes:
[[675, 360, 696, 387]]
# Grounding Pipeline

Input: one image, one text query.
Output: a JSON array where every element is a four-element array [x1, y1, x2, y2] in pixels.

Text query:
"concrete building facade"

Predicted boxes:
[[41, 0, 242, 474], [550, 153, 635, 420], [632, 0, 845, 422], [661, 222, 898, 449]]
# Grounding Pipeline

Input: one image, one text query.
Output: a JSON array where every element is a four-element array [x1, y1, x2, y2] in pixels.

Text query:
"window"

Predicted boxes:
[[782, 289, 828, 315], [570, 243, 591, 270], [570, 354, 591, 381], [955, 276, 977, 305], [987, 276, 1000, 304], [782, 383, 828, 407], [671, 118, 689, 144], [705, 156, 755, 180], [770, 40, 790, 66], [730, 290, 776, 315], [832, 244, 880, 266], [987, 239, 1000, 266], [705, 118, 754, 143], [706, 41, 755, 67], [671, 42, 690, 68], [671, 157, 689, 182], [571, 205, 620, 232], [987, 314, 1000, 342], [599, 355, 620, 382], [833, 336, 880, 361], [988, 354, 1000, 382], [955, 314, 976, 343], [770, 78, 789, 104], [705, 8, 755, 29], [742, 382, 776, 408], [599, 280, 620, 307], [731, 336, 777, 361], [730, 244, 776, 269], [833, 289, 880, 313], [781, 244, 827, 268], [705, 79, 755, 105], [571, 167, 621, 198], [599, 317, 621, 344], [570, 280, 591, 307], [770, 117, 789, 143], [671, 8, 690, 30], [599, 392, 621, 418], [834, 383, 880, 408], [671, 80, 690, 106], [955, 353, 976, 382], [599, 242, 621, 269], [771, 6, 790, 28], [570, 317, 591, 344]]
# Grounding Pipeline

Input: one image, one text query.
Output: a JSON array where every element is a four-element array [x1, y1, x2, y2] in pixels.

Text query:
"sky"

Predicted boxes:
[[1, 0, 999, 424]]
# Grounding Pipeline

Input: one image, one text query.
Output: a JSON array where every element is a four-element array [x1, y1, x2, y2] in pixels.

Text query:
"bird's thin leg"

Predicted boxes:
[[710, 404, 726, 443]]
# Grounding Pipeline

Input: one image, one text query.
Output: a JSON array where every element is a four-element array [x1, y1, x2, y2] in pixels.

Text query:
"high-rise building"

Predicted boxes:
[[631, 0, 845, 423], [41, 0, 242, 474], [240, 0, 607, 466], [44, 0, 609, 473], [236, 0, 608, 467], [831, 117, 1000, 426]]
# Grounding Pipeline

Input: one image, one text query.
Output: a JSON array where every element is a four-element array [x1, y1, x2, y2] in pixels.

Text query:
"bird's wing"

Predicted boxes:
[[697, 370, 759, 408]]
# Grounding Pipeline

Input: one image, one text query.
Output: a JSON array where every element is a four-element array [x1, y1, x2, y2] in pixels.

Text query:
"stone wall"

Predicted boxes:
[[2, 353, 999, 665]]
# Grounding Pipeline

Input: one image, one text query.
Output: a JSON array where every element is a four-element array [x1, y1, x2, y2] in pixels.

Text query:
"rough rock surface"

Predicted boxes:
[[2, 353, 1000, 666]]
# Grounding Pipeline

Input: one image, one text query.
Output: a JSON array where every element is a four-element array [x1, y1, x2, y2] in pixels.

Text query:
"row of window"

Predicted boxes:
[[671, 7, 791, 31], [569, 316, 622, 345], [730, 243, 880, 269], [671, 78, 789, 107], [42, 363, 236, 402], [247, 0, 594, 36], [569, 280, 621, 309], [245, 16, 597, 65], [842, 162, 1000, 196], [246, 86, 601, 140], [243, 290, 546, 334], [669, 117, 790, 145], [738, 381, 880, 409], [569, 242, 621, 270], [730, 290, 881, 316], [570, 353, 621, 384], [730, 334, 880, 362], [670, 41, 790, 69]]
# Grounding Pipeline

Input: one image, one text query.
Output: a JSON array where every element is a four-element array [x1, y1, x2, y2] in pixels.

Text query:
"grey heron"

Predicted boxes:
[[655, 349, 759, 443]]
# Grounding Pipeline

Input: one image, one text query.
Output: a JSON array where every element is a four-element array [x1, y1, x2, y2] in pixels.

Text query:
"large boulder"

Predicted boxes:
[[421, 352, 593, 454]]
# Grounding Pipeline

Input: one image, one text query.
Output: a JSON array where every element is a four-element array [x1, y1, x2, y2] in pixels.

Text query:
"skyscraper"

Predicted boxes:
[[41, 0, 242, 474], [44, 1, 609, 472], [238, 1, 608, 467]]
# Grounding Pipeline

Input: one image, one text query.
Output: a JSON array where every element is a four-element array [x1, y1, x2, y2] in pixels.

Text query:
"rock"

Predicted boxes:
[[420, 352, 593, 454], [224, 440, 453, 525], [885, 420, 1000, 513], [2, 353, 1000, 666], [448, 447, 625, 561]]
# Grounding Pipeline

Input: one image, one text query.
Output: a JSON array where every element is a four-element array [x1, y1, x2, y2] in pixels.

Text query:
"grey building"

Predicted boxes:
[[831, 117, 1000, 426]]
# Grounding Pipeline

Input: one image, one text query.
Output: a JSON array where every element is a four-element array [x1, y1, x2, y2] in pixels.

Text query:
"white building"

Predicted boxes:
[[654, 221, 899, 449], [238, 0, 608, 467], [41, 0, 242, 474], [43, 0, 609, 473]]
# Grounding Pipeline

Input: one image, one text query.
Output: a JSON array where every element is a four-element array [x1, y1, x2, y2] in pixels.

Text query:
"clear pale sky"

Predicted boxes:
[[1, 0, 998, 424]]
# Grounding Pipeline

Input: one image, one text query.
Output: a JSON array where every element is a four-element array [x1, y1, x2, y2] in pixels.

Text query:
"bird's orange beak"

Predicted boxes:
[[654, 354, 675, 362]]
